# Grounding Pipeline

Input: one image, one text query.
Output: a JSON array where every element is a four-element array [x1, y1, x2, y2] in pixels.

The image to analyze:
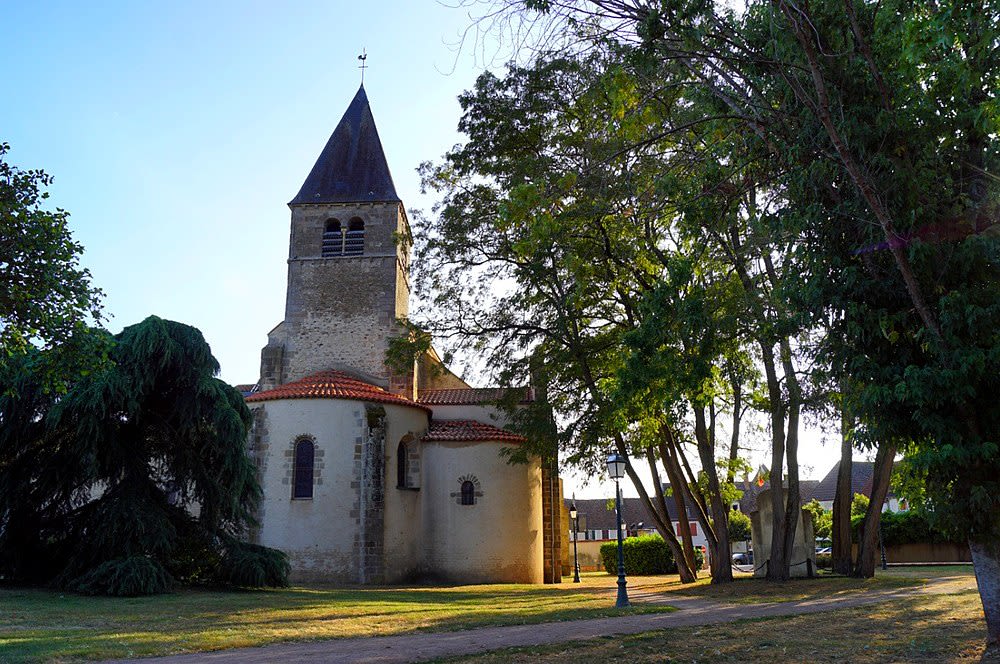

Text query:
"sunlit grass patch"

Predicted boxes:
[[0, 579, 673, 662], [436, 587, 990, 663]]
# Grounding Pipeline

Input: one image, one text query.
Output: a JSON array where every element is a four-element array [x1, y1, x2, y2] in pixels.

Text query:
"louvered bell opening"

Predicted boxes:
[[344, 230, 364, 255], [322, 231, 343, 257], [322, 218, 344, 258], [344, 218, 365, 256]]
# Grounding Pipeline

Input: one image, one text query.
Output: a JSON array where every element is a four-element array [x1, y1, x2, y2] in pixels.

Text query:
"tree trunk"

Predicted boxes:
[[759, 341, 789, 580], [729, 372, 742, 474], [648, 445, 698, 580], [656, 436, 698, 577], [617, 436, 697, 583], [779, 338, 802, 574], [853, 440, 896, 577], [832, 394, 854, 575], [694, 406, 733, 583], [969, 539, 1000, 653]]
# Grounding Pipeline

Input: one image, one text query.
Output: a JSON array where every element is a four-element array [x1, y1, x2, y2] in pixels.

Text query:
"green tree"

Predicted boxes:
[[478, 0, 1000, 648], [803, 499, 832, 541], [0, 316, 288, 594], [728, 509, 752, 543], [0, 143, 104, 388], [415, 53, 770, 583]]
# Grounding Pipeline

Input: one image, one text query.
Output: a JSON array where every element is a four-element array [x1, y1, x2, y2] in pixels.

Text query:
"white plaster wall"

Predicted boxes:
[[421, 440, 544, 583], [255, 398, 366, 583], [381, 403, 431, 583]]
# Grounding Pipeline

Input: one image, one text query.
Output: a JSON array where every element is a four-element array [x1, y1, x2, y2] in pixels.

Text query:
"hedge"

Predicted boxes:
[[851, 509, 962, 545], [599, 534, 704, 575]]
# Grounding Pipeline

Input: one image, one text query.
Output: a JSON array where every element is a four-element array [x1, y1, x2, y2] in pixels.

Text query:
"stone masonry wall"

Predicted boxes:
[[260, 200, 412, 389], [541, 458, 563, 584], [357, 405, 387, 584]]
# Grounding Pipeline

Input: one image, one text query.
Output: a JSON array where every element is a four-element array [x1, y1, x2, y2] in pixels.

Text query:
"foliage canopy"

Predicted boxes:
[[0, 315, 288, 594]]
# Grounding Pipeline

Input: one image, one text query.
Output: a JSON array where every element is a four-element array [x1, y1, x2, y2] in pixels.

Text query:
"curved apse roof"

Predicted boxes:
[[247, 370, 430, 413]]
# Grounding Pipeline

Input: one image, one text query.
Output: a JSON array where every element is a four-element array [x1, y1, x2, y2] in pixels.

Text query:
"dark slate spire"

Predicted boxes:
[[290, 85, 400, 205]]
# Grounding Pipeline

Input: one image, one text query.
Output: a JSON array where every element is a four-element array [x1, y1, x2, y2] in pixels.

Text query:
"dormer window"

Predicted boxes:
[[345, 217, 365, 256], [322, 219, 343, 257]]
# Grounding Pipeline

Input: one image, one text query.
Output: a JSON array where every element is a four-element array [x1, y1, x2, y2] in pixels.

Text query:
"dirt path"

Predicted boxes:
[[112, 576, 976, 664]]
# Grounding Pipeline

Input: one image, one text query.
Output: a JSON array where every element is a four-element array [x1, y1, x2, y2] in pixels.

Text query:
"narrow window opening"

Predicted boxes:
[[397, 440, 408, 488], [460, 480, 476, 506], [322, 219, 343, 257], [293, 438, 315, 499], [345, 217, 364, 255]]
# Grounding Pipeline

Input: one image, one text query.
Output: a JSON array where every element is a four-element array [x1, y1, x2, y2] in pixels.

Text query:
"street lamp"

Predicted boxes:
[[606, 452, 630, 608], [569, 495, 581, 583]]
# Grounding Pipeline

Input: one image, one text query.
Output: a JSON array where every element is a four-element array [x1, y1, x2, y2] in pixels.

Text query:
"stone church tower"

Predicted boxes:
[[259, 84, 411, 393], [244, 84, 563, 585]]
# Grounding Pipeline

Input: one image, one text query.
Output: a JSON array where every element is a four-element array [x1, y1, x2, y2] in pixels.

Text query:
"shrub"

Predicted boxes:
[[599, 535, 705, 575], [815, 552, 832, 569]]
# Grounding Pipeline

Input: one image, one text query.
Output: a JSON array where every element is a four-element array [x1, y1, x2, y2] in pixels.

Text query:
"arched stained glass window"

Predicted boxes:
[[293, 438, 315, 499]]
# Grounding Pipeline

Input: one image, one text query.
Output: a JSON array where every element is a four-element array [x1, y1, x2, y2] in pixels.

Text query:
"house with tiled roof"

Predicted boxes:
[[566, 497, 709, 549], [801, 461, 903, 512], [242, 84, 563, 585]]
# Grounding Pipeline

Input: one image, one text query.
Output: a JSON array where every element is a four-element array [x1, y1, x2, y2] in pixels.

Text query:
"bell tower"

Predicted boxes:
[[259, 85, 411, 392]]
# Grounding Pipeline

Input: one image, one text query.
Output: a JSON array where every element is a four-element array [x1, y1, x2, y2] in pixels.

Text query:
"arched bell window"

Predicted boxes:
[[344, 217, 365, 255], [292, 437, 315, 499], [460, 480, 476, 506], [322, 219, 343, 257]]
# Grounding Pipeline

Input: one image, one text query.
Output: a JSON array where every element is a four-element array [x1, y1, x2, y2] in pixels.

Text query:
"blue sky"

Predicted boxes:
[[3, 1, 850, 494], [3, 0, 488, 383]]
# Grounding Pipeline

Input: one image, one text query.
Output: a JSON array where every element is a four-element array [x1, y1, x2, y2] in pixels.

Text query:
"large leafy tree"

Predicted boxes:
[[0, 316, 287, 595], [477, 0, 1000, 648], [0, 143, 104, 389], [414, 51, 774, 583]]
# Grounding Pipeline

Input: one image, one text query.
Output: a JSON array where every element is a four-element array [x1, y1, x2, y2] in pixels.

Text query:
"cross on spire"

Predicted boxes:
[[357, 49, 368, 84]]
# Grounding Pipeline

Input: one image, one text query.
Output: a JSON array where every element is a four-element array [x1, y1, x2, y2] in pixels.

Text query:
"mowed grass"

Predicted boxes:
[[0, 575, 673, 662], [436, 585, 992, 663], [643, 564, 972, 604], [0, 566, 976, 662]]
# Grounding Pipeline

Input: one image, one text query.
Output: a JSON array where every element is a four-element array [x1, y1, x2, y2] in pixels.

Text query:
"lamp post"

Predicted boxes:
[[570, 496, 581, 583], [606, 452, 630, 608]]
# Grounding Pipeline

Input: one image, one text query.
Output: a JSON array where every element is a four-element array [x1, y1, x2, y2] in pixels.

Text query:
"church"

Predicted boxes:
[[239, 84, 564, 585]]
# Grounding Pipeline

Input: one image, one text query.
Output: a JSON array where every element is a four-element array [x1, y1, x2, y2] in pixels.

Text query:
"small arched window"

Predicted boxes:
[[344, 217, 364, 255], [461, 480, 476, 506], [322, 219, 343, 257], [293, 438, 315, 499], [397, 440, 408, 488]]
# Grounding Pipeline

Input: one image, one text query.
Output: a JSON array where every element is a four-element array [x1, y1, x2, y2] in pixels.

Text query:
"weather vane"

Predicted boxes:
[[358, 49, 368, 84]]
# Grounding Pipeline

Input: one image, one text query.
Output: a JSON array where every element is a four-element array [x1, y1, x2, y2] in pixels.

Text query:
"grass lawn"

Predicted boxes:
[[636, 564, 973, 604], [0, 566, 976, 662], [435, 584, 992, 663], [0, 577, 673, 662]]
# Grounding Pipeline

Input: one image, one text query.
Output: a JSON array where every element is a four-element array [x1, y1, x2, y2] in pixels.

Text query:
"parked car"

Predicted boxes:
[[816, 546, 831, 555], [732, 551, 754, 565]]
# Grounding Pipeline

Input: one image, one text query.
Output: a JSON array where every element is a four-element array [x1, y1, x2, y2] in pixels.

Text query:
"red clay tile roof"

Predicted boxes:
[[246, 370, 430, 412], [423, 419, 526, 443], [417, 387, 534, 406]]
